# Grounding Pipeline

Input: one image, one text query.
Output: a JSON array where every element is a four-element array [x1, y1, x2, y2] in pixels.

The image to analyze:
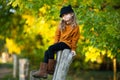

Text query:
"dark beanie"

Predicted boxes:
[[60, 5, 74, 17]]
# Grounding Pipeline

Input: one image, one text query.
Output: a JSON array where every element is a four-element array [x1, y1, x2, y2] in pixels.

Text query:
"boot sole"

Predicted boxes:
[[48, 72, 54, 75], [33, 75, 47, 79]]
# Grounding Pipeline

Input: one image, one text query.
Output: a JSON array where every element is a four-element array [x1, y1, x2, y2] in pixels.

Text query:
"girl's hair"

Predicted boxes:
[[59, 13, 77, 31]]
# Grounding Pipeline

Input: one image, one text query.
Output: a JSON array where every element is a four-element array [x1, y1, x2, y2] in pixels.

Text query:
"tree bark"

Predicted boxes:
[[113, 58, 117, 80]]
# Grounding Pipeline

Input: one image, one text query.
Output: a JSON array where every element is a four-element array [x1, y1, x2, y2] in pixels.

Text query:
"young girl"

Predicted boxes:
[[33, 5, 80, 79]]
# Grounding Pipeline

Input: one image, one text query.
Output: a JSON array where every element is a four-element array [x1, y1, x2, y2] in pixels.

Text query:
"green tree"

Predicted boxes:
[[0, 0, 120, 76]]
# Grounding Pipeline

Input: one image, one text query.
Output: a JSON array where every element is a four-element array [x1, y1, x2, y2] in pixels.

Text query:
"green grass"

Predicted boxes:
[[1, 75, 72, 80], [1, 71, 115, 80], [68, 70, 114, 80], [1, 75, 18, 80], [0, 63, 119, 80], [0, 63, 13, 68]]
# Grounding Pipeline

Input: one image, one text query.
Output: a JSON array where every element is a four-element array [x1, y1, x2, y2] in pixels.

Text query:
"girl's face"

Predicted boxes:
[[62, 13, 73, 22]]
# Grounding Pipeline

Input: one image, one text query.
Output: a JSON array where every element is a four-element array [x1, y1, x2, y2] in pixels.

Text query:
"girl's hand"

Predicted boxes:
[[71, 50, 76, 56]]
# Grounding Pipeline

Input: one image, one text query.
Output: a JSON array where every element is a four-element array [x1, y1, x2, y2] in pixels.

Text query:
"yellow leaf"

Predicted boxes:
[[22, 15, 35, 26], [94, 9, 99, 13], [5, 38, 21, 54]]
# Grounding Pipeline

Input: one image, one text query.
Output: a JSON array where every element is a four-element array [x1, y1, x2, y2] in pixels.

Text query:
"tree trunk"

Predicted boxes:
[[53, 49, 73, 80], [113, 58, 117, 80]]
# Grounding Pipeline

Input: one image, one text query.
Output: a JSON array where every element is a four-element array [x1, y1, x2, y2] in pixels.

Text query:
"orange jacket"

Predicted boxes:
[[54, 25, 80, 51]]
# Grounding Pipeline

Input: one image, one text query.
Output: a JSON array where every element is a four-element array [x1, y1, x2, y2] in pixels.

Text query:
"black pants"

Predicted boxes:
[[43, 42, 71, 63]]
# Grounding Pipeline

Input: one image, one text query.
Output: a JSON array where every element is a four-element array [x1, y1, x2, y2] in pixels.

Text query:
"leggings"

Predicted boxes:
[[43, 42, 71, 63]]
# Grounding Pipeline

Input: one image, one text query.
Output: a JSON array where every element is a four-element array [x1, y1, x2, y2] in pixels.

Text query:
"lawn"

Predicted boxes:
[[0, 63, 119, 80]]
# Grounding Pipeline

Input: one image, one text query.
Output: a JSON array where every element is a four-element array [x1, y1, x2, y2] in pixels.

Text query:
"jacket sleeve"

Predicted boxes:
[[54, 26, 61, 44], [71, 26, 80, 51]]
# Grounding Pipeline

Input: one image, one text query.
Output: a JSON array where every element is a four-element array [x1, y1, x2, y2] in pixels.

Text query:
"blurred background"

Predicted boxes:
[[0, 0, 120, 80]]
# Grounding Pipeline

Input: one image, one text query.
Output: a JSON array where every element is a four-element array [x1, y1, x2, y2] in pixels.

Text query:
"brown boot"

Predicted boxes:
[[47, 59, 56, 75], [32, 63, 48, 79]]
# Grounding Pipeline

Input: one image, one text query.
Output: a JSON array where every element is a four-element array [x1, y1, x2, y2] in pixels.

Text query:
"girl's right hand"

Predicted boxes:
[[71, 50, 76, 56]]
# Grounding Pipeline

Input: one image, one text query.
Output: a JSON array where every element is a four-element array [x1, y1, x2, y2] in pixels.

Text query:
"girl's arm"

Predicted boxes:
[[71, 26, 80, 51], [54, 26, 61, 44]]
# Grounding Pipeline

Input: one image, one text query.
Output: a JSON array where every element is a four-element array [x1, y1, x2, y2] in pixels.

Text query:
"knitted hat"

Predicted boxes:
[[60, 5, 74, 17]]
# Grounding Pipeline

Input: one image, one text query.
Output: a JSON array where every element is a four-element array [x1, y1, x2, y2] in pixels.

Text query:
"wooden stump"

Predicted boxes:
[[13, 54, 18, 78], [2, 52, 9, 63], [19, 59, 29, 80], [53, 49, 73, 80]]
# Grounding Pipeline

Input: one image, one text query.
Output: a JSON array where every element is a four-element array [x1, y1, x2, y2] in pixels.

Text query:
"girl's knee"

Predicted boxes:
[[48, 45, 54, 51], [45, 50, 49, 56]]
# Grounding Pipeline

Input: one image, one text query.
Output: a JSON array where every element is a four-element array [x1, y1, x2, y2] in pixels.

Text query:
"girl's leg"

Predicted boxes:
[[48, 42, 71, 59], [33, 51, 49, 78], [33, 58, 48, 78], [43, 50, 49, 63], [47, 42, 70, 74]]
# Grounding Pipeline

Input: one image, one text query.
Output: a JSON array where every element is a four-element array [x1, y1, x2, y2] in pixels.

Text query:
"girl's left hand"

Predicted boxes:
[[71, 50, 76, 56]]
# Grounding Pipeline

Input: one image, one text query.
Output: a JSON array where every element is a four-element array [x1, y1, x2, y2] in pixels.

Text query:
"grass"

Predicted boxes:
[[0, 63, 119, 80], [0, 63, 13, 68], [1, 70, 116, 80], [1, 75, 18, 80], [68, 70, 114, 80], [0, 74, 72, 80]]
